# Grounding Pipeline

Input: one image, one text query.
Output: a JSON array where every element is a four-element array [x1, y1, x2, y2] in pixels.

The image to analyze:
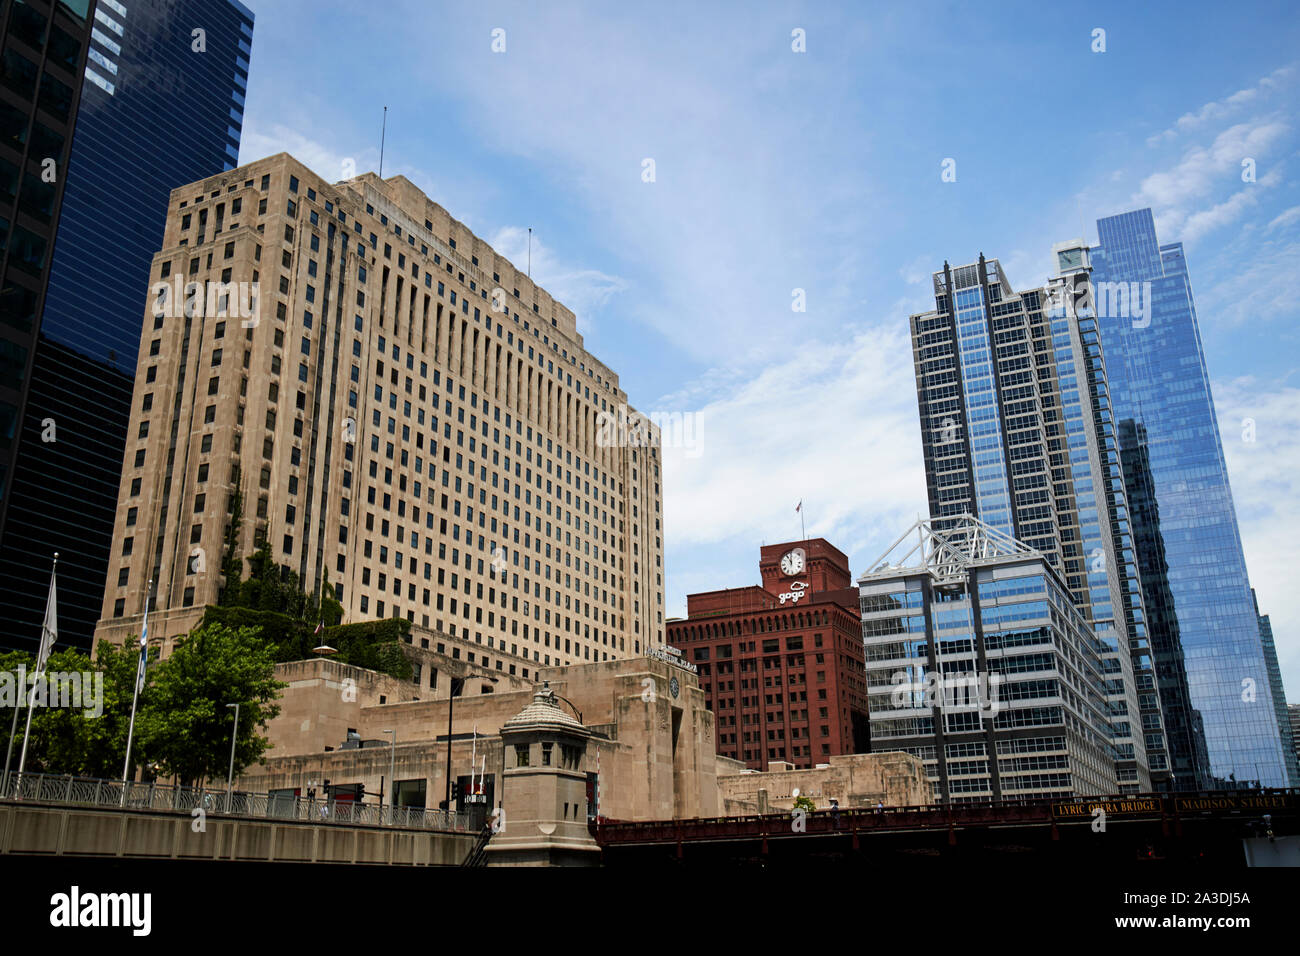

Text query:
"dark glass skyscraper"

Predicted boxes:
[[0, 0, 98, 627], [1091, 208, 1289, 788], [1252, 588, 1298, 787], [0, 0, 253, 654], [1118, 417, 1210, 790]]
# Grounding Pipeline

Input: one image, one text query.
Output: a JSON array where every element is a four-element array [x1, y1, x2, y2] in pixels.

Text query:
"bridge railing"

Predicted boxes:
[[0, 772, 474, 832], [592, 788, 1300, 840]]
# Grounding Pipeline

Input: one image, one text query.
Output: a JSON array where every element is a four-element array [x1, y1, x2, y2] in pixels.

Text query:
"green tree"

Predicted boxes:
[[219, 465, 245, 607], [140, 622, 285, 787], [1, 642, 149, 778], [792, 794, 817, 814], [74, 640, 152, 778], [236, 541, 307, 617], [0, 649, 34, 775], [317, 579, 343, 628]]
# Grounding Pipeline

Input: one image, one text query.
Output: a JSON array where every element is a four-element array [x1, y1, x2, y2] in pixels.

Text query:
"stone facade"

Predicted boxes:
[[234, 651, 719, 823], [488, 683, 600, 865], [93, 152, 665, 679], [717, 752, 932, 815]]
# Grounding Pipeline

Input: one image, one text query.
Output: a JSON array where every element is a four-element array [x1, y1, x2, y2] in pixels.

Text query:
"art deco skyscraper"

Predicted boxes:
[[909, 252, 1168, 792], [93, 154, 665, 682], [1090, 208, 1290, 788]]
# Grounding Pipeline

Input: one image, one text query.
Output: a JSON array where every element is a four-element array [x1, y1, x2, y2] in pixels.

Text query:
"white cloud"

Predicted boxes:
[[486, 227, 629, 334], [1178, 179, 1272, 242], [239, 123, 376, 185], [1196, 238, 1300, 327], [661, 321, 926, 614], [1136, 120, 1287, 213], [1215, 377, 1300, 695], [1266, 205, 1300, 232], [1145, 64, 1296, 145]]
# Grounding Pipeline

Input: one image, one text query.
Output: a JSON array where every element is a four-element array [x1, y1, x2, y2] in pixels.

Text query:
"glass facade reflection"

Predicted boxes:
[[911, 254, 1165, 792], [0, 0, 254, 654], [0, 0, 98, 643], [1091, 208, 1289, 788], [1252, 588, 1298, 786], [861, 535, 1117, 803]]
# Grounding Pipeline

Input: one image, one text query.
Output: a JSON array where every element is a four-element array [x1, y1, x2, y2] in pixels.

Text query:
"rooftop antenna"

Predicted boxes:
[[527, 227, 532, 278], [379, 106, 388, 177]]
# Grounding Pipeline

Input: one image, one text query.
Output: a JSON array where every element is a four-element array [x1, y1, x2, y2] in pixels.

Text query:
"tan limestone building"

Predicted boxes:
[[717, 753, 933, 815], [93, 153, 664, 678], [235, 647, 724, 823]]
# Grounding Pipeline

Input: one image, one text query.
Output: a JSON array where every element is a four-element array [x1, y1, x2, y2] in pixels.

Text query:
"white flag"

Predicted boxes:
[[34, 563, 57, 674], [135, 593, 151, 695]]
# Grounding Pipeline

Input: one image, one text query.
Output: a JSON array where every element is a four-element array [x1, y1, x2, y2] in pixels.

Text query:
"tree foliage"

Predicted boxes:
[[218, 464, 245, 608], [2, 623, 282, 786], [140, 622, 285, 787], [2, 642, 150, 778]]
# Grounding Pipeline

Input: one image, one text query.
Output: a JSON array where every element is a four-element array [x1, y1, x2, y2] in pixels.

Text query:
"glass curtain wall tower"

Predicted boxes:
[[1090, 208, 1289, 788], [910, 253, 1168, 791]]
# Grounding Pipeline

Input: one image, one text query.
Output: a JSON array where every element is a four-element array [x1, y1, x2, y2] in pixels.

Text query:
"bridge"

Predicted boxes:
[[0, 773, 486, 866], [591, 790, 1300, 866]]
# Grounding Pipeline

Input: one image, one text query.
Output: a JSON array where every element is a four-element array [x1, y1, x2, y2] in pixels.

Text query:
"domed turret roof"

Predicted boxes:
[[502, 681, 587, 734]]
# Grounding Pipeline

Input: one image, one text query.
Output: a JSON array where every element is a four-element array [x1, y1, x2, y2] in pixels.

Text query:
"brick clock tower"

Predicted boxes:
[[668, 537, 869, 770], [759, 539, 852, 600]]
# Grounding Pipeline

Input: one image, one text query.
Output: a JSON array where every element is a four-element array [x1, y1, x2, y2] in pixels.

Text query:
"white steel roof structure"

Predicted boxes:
[[858, 514, 1041, 588]]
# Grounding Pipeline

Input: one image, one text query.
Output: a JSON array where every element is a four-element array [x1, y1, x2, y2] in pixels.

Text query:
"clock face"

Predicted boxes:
[[670, 676, 680, 699], [780, 549, 805, 576]]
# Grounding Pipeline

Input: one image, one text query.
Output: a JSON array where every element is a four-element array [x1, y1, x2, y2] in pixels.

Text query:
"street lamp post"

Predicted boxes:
[[224, 703, 241, 812], [382, 728, 395, 824], [444, 677, 463, 815], [444, 675, 497, 818]]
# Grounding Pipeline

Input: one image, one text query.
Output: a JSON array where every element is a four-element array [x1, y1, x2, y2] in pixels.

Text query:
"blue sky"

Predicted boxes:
[[238, 1, 1300, 692]]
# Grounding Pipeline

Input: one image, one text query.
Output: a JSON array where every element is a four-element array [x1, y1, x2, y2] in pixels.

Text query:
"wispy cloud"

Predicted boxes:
[[486, 227, 629, 334], [1137, 121, 1288, 241], [661, 322, 925, 613], [1145, 64, 1295, 145], [1266, 205, 1300, 232], [1215, 377, 1300, 690]]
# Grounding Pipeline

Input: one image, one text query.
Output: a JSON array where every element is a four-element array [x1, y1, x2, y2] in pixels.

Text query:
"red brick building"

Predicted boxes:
[[667, 539, 869, 770]]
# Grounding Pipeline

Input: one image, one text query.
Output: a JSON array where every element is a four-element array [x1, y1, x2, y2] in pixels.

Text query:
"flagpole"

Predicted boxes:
[[121, 577, 152, 804], [2, 668, 22, 793], [11, 553, 56, 794]]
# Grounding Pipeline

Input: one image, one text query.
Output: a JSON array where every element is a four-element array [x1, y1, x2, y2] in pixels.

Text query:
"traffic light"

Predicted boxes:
[[450, 780, 461, 800]]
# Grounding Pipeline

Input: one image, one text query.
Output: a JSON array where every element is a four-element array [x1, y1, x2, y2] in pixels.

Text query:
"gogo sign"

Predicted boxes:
[[778, 581, 809, 605]]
